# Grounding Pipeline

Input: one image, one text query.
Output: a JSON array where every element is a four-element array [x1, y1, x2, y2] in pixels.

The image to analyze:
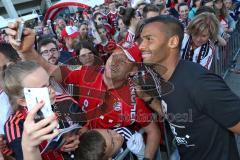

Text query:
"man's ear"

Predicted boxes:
[[168, 35, 179, 49], [16, 97, 27, 107]]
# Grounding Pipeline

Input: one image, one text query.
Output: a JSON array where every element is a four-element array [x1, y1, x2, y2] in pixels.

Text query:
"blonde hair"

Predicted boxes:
[[2, 61, 40, 111], [187, 12, 219, 41]]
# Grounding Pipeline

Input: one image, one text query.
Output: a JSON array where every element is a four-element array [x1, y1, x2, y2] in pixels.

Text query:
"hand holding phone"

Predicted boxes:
[[24, 87, 54, 122], [15, 20, 25, 42]]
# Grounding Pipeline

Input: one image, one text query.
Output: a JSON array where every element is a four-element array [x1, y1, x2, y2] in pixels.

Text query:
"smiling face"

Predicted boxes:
[[94, 129, 124, 158], [179, 5, 189, 20], [104, 49, 134, 81], [139, 22, 170, 64]]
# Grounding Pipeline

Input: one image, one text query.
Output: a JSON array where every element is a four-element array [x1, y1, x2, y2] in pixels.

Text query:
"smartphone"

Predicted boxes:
[[15, 21, 25, 42], [24, 87, 54, 121]]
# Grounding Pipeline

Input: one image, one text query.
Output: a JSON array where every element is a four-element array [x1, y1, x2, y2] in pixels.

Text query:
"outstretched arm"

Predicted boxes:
[[5, 20, 62, 82]]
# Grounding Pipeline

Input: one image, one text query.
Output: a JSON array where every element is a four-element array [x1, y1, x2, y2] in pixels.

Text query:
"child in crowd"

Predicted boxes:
[[2, 61, 82, 160]]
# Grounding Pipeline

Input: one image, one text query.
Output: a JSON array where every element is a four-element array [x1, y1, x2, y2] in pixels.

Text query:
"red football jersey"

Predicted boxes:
[[61, 66, 153, 129], [107, 11, 118, 30], [96, 39, 116, 63], [124, 29, 135, 44]]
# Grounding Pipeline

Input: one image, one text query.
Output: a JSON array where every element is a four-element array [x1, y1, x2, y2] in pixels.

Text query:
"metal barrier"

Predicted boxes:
[[213, 21, 240, 79]]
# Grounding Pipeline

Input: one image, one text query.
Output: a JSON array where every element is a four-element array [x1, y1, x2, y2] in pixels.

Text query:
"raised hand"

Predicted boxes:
[[5, 19, 36, 54]]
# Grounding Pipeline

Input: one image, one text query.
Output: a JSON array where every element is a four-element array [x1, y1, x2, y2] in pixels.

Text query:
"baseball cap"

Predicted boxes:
[[118, 42, 142, 63], [61, 26, 80, 39]]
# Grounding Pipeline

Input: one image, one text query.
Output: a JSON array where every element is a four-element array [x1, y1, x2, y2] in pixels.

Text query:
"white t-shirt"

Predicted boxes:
[[0, 90, 12, 135]]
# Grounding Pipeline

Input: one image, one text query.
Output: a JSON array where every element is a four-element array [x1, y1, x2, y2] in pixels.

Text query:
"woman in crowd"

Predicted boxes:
[[213, 0, 236, 33], [115, 17, 128, 42], [188, 0, 201, 20], [93, 12, 116, 38], [195, 6, 228, 46], [181, 12, 219, 69], [78, 22, 90, 41], [2, 61, 81, 160], [75, 40, 102, 66], [95, 25, 116, 63], [119, 7, 141, 44]]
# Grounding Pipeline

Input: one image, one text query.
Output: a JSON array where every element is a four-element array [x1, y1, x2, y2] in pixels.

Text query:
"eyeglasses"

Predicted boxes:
[[40, 48, 58, 56]]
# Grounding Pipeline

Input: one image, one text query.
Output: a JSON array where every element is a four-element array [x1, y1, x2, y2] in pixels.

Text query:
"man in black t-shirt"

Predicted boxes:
[[137, 15, 240, 160]]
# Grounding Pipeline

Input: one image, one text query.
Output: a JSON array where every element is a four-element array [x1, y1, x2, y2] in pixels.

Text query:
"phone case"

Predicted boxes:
[[24, 87, 54, 119]]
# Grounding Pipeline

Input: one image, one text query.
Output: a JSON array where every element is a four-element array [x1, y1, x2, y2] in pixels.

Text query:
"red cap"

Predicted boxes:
[[119, 42, 142, 63], [61, 26, 80, 39]]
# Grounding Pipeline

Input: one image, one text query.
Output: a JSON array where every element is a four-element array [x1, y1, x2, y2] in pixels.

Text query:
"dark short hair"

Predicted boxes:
[[178, 2, 188, 11], [119, 7, 136, 27], [142, 4, 160, 18], [76, 130, 107, 160], [143, 15, 184, 49], [75, 40, 100, 57], [93, 12, 103, 21], [0, 43, 20, 62], [37, 38, 58, 54]]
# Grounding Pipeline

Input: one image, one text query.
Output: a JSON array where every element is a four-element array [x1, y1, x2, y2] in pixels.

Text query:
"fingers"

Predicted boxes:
[[25, 101, 45, 122], [33, 113, 57, 129], [61, 135, 80, 152], [6, 20, 36, 53], [31, 120, 59, 140], [61, 146, 78, 152], [0, 135, 6, 149], [37, 129, 59, 144], [5, 27, 17, 37], [7, 22, 18, 30]]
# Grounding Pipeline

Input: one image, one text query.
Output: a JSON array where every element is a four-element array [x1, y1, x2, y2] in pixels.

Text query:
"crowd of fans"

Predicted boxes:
[[0, 0, 240, 160]]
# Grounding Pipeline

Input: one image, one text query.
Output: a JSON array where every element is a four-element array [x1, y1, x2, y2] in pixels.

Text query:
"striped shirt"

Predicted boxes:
[[112, 127, 136, 160], [4, 93, 81, 160], [125, 29, 135, 44], [181, 34, 215, 70]]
